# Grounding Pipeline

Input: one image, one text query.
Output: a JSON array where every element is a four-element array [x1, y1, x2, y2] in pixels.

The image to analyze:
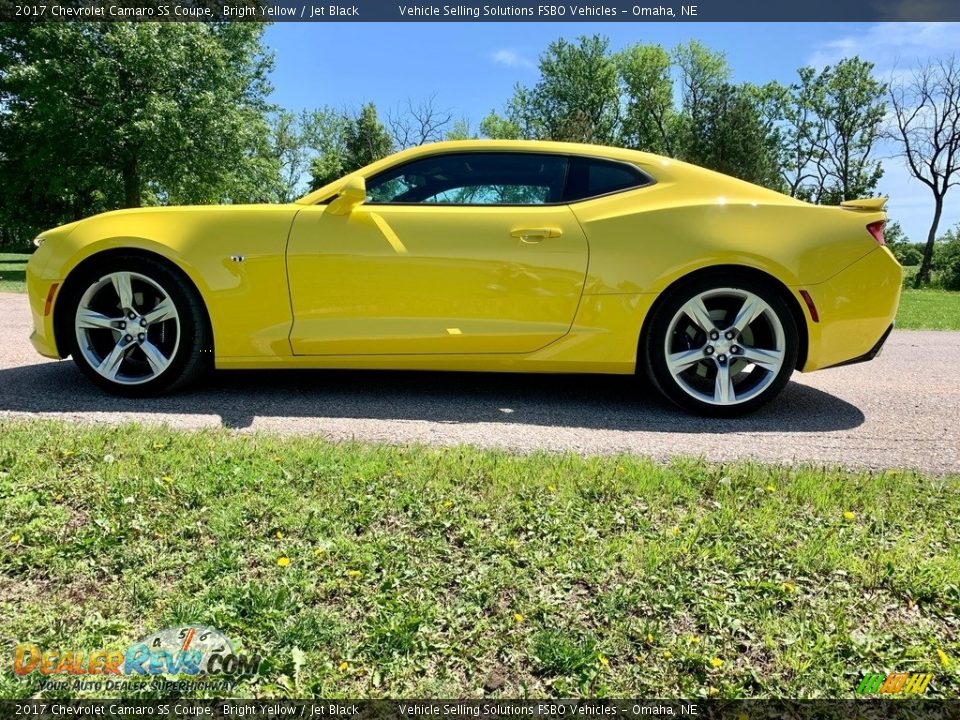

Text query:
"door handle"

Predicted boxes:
[[510, 227, 563, 243]]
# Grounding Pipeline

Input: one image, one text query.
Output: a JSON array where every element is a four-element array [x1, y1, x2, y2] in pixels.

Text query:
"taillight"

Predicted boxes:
[[866, 220, 886, 245]]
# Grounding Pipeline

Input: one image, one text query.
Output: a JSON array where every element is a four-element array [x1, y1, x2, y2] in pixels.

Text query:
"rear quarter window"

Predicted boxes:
[[564, 156, 652, 202]]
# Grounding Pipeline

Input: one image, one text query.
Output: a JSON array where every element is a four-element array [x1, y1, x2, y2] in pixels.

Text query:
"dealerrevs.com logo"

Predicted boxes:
[[856, 672, 934, 695], [13, 625, 261, 690]]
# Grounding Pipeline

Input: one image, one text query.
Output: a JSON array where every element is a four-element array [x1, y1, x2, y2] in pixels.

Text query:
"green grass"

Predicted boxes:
[[0, 421, 957, 699], [0, 252, 28, 293], [896, 288, 960, 330]]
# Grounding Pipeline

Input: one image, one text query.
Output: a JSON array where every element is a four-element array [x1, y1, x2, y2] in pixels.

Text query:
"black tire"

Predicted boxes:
[[643, 273, 799, 417], [62, 255, 211, 397]]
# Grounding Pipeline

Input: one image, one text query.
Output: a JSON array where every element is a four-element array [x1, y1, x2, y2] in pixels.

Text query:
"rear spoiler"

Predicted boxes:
[[840, 197, 887, 211]]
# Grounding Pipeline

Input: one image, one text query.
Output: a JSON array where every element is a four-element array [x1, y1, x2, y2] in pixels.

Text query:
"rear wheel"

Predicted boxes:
[[64, 256, 210, 396], [645, 275, 798, 416]]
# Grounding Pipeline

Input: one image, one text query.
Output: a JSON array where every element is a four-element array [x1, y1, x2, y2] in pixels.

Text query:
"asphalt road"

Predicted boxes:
[[1, 292, 957, 474]]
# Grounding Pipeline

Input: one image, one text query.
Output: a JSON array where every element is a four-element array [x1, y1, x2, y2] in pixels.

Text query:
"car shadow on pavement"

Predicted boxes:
[[0, 360, 865, 433]]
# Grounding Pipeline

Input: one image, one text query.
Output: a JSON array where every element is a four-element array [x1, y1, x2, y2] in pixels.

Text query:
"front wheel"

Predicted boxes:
[[64, 256, 210, 397], [645, 275, 799, 416]]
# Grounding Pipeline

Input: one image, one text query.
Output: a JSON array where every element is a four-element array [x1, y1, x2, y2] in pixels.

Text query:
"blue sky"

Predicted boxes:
[[263, 22, 960, 241]]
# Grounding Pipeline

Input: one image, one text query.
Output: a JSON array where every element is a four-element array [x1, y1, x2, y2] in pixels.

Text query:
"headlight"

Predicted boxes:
[[33, 235, 46, 247]]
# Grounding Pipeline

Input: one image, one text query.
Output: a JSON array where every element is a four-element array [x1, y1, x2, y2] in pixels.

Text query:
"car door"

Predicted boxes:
[[286, 151, 589, 355]]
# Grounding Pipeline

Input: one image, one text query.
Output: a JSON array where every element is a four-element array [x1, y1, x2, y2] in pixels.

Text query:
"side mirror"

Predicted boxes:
[[327, 176, 367, 215]]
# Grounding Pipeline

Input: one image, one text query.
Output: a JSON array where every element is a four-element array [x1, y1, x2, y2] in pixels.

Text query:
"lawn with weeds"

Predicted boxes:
[[897, 288, 960, 330], [0, 421, 957, 699], [0, 253, 28, 293]]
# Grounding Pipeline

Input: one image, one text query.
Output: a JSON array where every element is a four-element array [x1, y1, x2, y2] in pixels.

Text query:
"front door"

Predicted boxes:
[[286, 151, 589, 355]]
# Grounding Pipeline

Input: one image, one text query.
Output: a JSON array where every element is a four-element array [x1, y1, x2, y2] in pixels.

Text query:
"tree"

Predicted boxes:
[[388, 94, 454, 149], [505, 35, 620, 144], [671, 40, 737, 168], [301, 108, 352, 192], [267, 110, 326, 203], [889, 55, 960, 287], [445, 118, 477, 141], [346, 103, 394, 171], [933, 223, 960, 290], [479, 111, 521, 140], [811, 58, 886, 204], [778, 67, 828, 198], [681, 83, 783, 188], [617, 43, 675, 155], [307, 103, 392, 191], [674, 40, 730, 124], [0, 22, 276, 244]]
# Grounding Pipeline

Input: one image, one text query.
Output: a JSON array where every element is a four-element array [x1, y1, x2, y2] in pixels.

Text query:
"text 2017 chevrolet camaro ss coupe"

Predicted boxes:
[[26, 140, 902, 416]]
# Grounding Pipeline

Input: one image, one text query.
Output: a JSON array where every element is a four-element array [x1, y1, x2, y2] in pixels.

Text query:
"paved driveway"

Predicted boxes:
[[1, 292, 957, 474]]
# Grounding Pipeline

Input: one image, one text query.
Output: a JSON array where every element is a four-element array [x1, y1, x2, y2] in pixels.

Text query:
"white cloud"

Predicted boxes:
[[807, 22, 959, 71], [489, 48, 534, 70]]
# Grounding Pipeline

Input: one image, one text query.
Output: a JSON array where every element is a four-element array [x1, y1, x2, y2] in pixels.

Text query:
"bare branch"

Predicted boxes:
[[888, 54, 960, 285], [387, 93, 454, 150]]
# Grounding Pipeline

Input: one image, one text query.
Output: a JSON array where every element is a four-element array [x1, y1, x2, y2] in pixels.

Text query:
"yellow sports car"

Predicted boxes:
[[26, 140, 902, 415]]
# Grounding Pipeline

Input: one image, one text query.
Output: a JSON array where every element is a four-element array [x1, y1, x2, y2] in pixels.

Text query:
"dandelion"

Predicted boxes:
[[153, 443, 165, 450], [277, 557, 291, 568], [938, 649, 951, 668], [663, 650, 673, 659], [547, 484, 557, 493], [276, 531, 284, 539], [346, 569, 361, 578], [103, 454, 115, 464], [687, 635, 700, 645], [710, 657, 724, 668], [598, 654, 609, 667], [708, 686, 719, 696], [161, 476, 173, 484], [782, 581, 797, 594], [765, 484, 776, 492], [646, 633, 655, 645], [314, 547, 326, 556], [513, 613, 525, 624], [338, 661, 349, 672], [9, 533, 22, 544], [670, 526, 681, 536], [843, 510, 856, 521]]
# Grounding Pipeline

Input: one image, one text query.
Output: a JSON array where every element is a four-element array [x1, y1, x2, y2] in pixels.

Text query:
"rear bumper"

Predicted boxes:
[[800, 246, 902, 372], [822, 323, 893, 369]]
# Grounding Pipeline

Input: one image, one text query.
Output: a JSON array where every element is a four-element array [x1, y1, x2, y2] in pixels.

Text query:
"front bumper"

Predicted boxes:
[[800, 246, 902, 372], [26, 254, 64, 359]]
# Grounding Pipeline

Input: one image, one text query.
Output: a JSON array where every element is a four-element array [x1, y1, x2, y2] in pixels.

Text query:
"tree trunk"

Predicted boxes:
[[122, 154, 141, 208], [915, 195, 943, 288]]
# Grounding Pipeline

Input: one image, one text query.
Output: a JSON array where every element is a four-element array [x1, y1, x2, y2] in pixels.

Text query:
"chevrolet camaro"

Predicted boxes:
[[26, 140, 902, 416]]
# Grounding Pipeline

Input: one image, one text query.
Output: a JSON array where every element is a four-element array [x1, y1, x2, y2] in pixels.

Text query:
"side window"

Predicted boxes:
[[564, 156, 651, 202], [365, 153, 568, 205]]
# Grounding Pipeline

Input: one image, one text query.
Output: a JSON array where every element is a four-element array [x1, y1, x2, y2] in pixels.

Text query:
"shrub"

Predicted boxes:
[[890, 243, 923, 266]]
